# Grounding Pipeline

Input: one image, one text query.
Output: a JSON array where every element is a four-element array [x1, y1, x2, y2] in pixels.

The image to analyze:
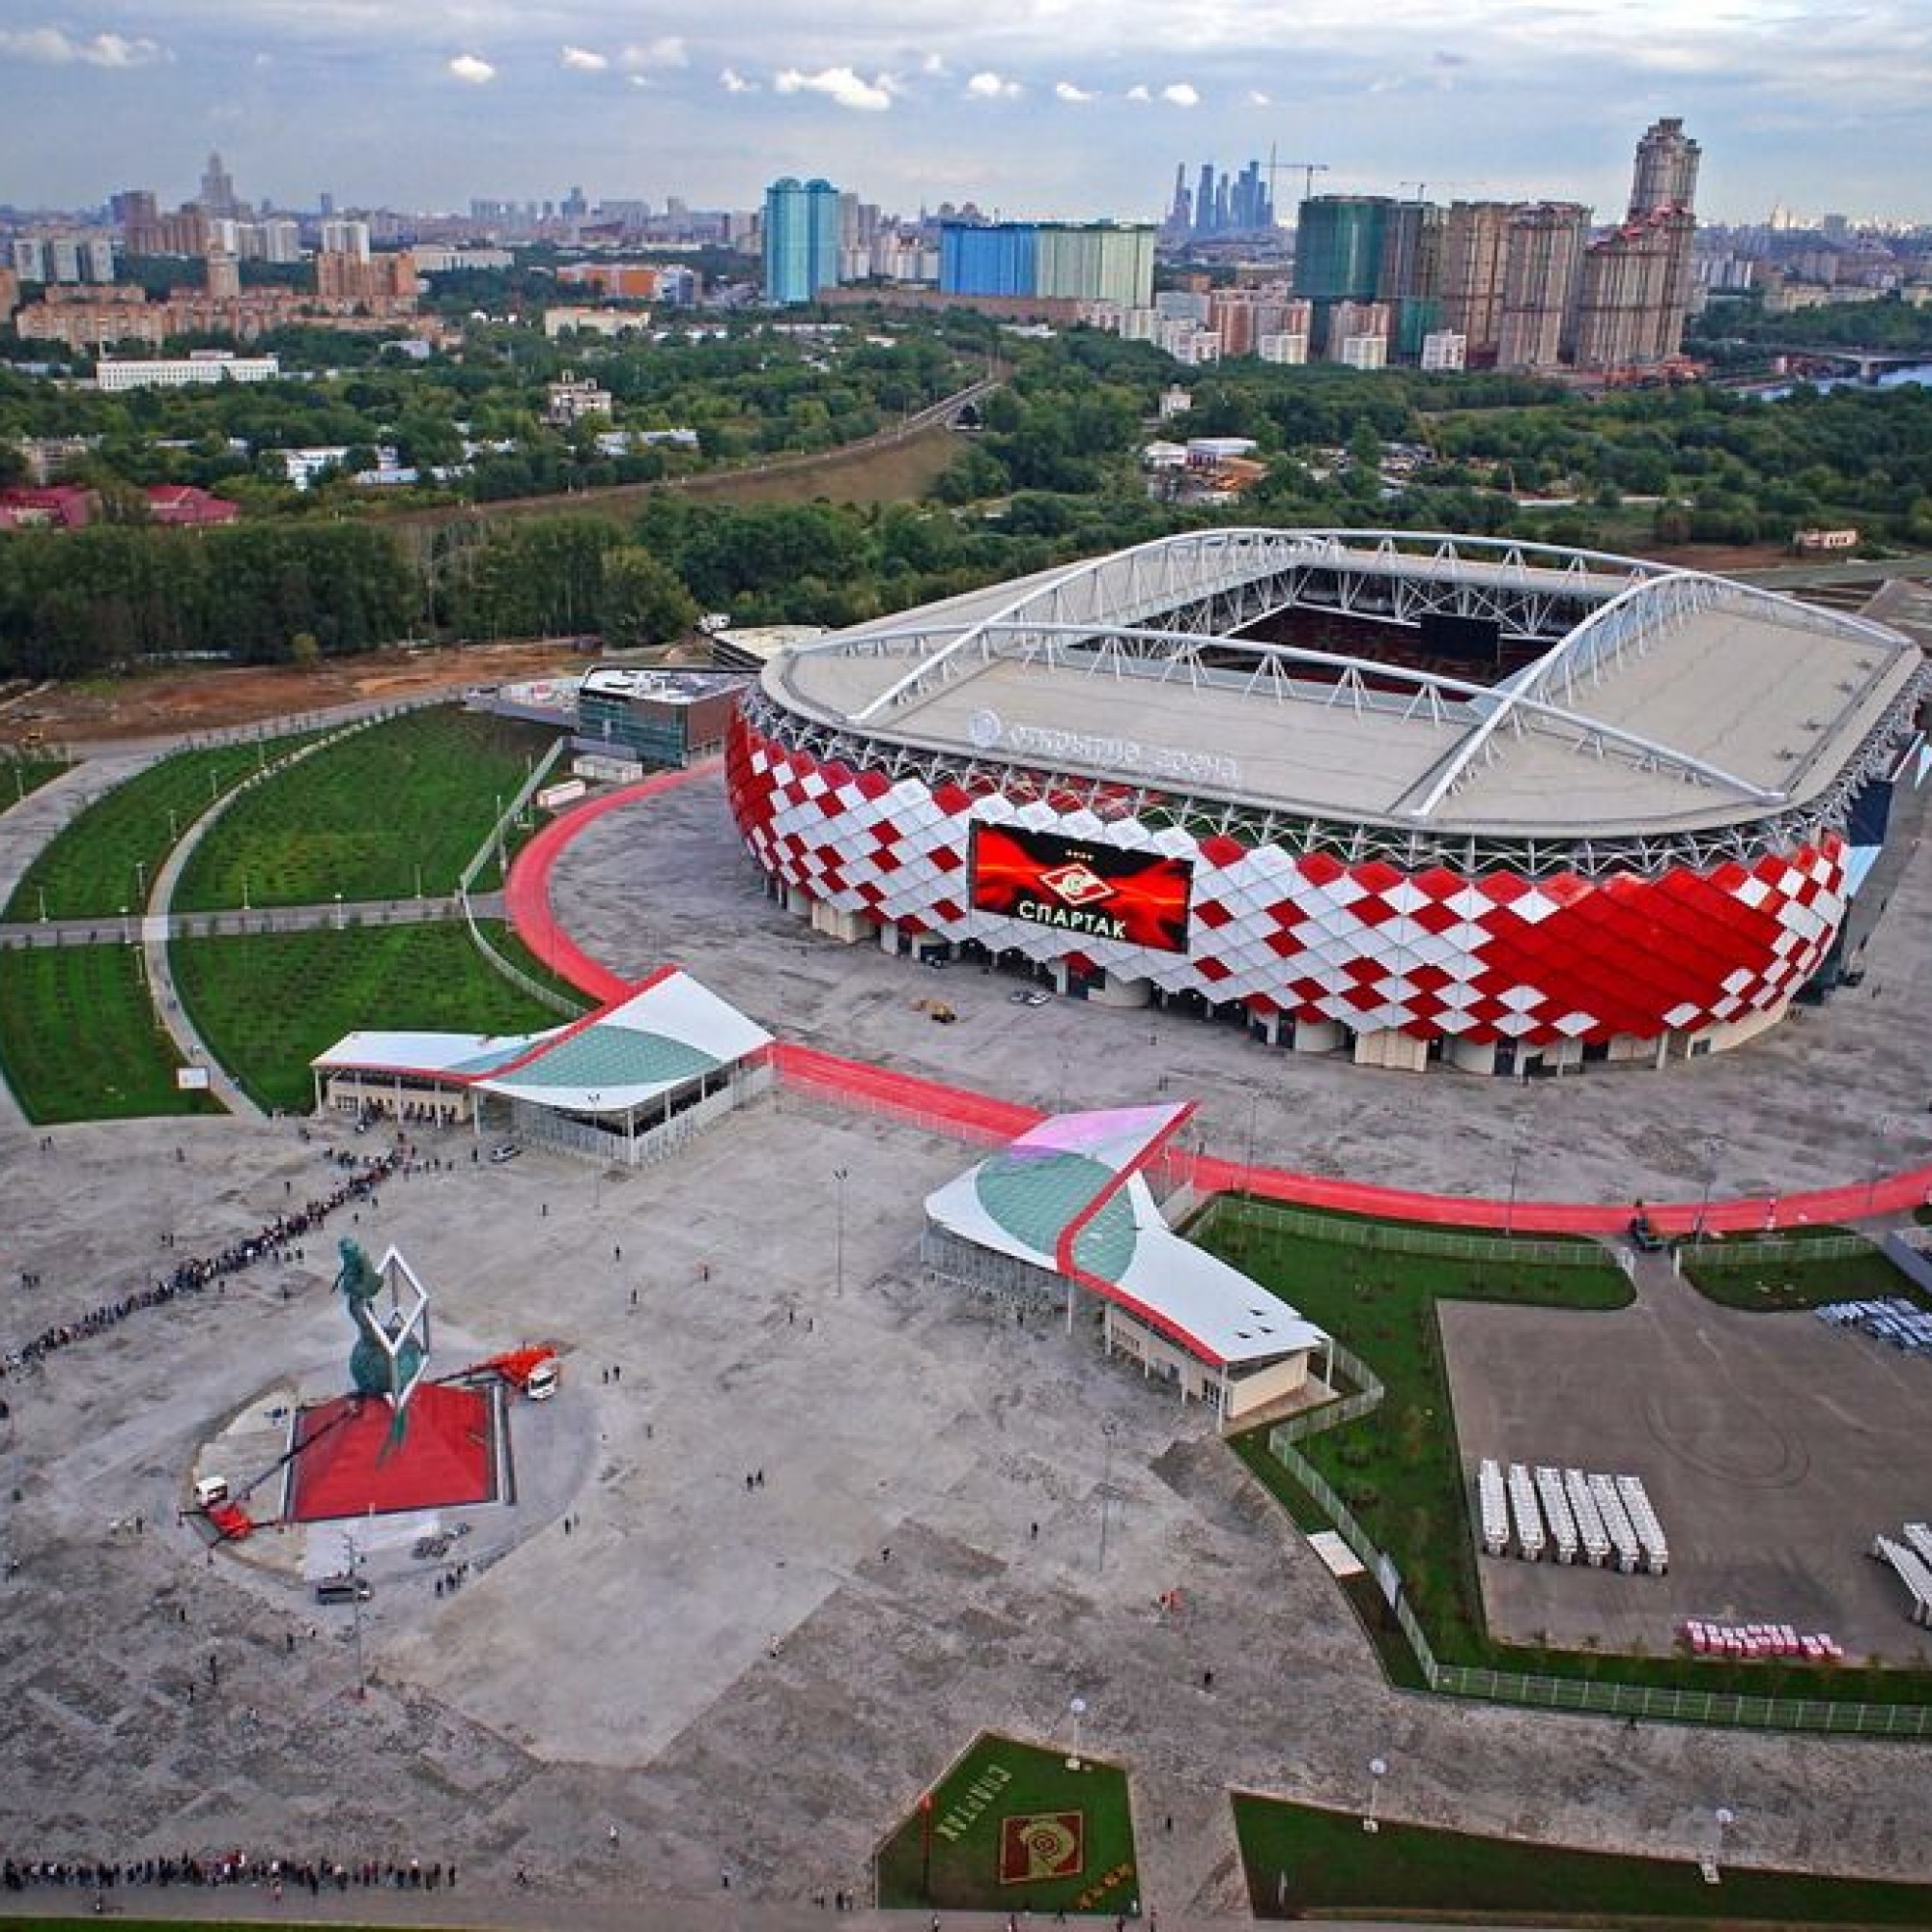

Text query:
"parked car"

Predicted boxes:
[[489, 1143, 522, 1164]]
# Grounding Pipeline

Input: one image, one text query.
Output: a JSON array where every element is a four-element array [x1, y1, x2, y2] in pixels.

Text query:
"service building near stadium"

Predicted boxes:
[[727, 530, 1931, 1077]]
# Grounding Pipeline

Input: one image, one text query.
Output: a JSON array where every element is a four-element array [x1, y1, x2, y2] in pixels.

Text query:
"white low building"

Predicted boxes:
[[923, 1102, 1332, 1424]]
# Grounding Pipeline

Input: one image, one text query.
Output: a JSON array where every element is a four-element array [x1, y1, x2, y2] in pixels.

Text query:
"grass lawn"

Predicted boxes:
[[174, 708, 558, 912], [0, 942, 223, 1123], [876, 1734, 1138, 1916], [1203, 1197, 1932, 1709], [3, 734, 317, 923], [1233, 1792, 1932, 1924], [171, 920, 568, 1114], [1679, 1231, 1923, 1311], [0, 754, 72, 807]]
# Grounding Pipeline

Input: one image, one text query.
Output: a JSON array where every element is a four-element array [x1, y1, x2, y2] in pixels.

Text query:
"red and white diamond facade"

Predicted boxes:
[[727, 531, 1927, 1072]]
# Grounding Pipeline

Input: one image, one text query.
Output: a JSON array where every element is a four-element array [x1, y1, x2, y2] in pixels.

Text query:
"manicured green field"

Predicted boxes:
[[1234, 1792, 1932, 1924], [0, 754, 71, 807], [876, 1734, 1138, 1916], [3, 734, 315, 923], [174, 708, 558, 912], [1679, 1231, 1921, 1311], [1204, 1199, 1629, 1671], [170, 920, 570, 1114], [0, 942, 222, 1122]]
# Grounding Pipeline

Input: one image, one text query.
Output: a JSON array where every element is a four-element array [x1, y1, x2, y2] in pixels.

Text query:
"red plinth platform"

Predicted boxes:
[[286, 1383, 497, 1522]]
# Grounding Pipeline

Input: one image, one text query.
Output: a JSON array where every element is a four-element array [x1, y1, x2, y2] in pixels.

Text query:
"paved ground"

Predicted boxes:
[[542, 765, 1932, 1216], [5, 667, 1932, 1927], [7, 1107, 1932, 1932], [1443, 1252, 1932, 1658]]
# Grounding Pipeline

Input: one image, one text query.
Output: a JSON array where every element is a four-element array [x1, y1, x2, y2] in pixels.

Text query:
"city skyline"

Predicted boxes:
[[0, 2, 1929, 225]]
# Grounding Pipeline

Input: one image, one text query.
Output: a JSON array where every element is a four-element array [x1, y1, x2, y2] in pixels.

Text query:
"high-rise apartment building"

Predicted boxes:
[[319, 218, 372, 262], [1575, 117, 1700, 369], [1437, 201, 1512, 362], [1496, 202, 1588, 370], [763, 177, 840, 304], [1377, 201, 1444, 360], [1629, 117, 1701, 220], [941, 222, 1153, 308], [1293, 196, 1390, 353]]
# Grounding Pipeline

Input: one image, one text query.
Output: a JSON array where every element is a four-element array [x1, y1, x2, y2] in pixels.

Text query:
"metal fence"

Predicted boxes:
[[1197, 1193, 1605, 1269], [1678, 1230, 1878, 1267]]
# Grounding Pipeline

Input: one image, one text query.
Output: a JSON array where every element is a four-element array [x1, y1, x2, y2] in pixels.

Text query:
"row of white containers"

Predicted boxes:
[[1478, 1459, 1669, 1574], [1869, 1520, 1932, 1626]]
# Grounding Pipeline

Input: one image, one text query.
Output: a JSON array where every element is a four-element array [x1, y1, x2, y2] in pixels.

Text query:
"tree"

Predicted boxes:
[[598, 546, 697, 648]]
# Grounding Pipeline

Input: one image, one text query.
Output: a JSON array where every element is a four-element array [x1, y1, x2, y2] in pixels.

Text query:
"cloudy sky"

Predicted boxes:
[[1, 1, 1925, 225]]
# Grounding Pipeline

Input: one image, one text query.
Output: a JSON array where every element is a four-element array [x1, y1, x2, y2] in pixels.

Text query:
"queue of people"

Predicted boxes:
[[2, 1850, 458, 1896], [2, 1144, 407, 1383]]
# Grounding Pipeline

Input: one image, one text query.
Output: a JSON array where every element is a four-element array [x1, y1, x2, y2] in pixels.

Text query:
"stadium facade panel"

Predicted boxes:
[[726, 531, 1927, 1074]]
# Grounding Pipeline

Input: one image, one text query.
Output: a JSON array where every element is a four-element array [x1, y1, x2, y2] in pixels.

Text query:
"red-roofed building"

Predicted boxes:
[[145, 484, 240, 526], [0, 484, 97, 530]]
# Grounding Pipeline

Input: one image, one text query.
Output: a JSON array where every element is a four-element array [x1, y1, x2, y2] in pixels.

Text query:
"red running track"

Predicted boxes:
[[507, 771, 1932, 1236]]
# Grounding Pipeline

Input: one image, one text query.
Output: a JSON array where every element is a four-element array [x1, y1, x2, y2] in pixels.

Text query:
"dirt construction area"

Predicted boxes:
[[0, 640, 590, 752]]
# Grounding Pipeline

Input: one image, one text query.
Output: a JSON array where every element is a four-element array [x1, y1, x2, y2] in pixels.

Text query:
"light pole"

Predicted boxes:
[[1707, 1805, 1735, 1882], [134, 858, 147, 907], [168, 808, 179, 843], [119, 903, 129, 945], [1867, 1115, 1900, 1215], [833, 1167, 849, 1295], [242, 870, 250, 913], [334, 891, 345, 930], [1362, 1756, 1388, 1833], [1065, 1694, 1087, 1772], [1694, 1138, 1721, 1239], [1504, 1143, 1524, 1238]]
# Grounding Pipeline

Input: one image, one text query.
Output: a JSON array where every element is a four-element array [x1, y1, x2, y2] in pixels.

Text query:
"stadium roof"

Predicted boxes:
[[923, 1102, 1328, 1370], [764, 529, 1926, 842], [313, 968, 772, 1116]]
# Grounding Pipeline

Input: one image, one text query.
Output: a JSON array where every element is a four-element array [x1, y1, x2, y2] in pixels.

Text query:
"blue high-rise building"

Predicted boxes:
[[763, 177, 839, 305], [939, 223, 1038, 298]]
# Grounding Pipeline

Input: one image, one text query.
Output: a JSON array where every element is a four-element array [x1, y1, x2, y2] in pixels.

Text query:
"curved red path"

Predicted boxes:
[[508, 770, 1932, 1236]]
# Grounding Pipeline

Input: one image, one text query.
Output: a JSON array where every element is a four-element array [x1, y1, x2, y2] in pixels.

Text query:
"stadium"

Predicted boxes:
[[727, 528, 1930, 1077]]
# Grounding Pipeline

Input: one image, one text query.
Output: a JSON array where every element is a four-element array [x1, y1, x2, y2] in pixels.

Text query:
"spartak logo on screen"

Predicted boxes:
[[1037, 862, 1116, 909]]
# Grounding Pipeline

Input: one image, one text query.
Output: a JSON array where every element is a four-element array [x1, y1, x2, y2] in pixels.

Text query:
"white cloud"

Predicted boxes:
[[719, 66, 757, 94], [448, 53, 495, 85], [774, 66, 895, 111], [966, 70, 1020, 99], [922, 52, 947, 75], [0, 25, 163, 68], [560, 45, 607, 73], [621, 38, 688, 72], [1054, 80, 1095, 102], [1126, 82, 1151, 100], [1161, 81, 1201, 106], [1247, 88, 1272, 105]]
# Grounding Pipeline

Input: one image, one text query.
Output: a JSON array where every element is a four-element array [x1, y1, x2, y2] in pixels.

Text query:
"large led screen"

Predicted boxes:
[[969, 823, 1193, 953]]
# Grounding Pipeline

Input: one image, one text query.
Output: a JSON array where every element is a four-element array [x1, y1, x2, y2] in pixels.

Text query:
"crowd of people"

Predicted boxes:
[[2, 1144, 407, 1384], [2, 1851, 458, 1897]]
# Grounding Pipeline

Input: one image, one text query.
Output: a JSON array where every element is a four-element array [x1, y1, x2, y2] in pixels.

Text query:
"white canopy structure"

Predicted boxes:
[[312, 968, 774, 1165], [923, 1101, 1331, 1421]]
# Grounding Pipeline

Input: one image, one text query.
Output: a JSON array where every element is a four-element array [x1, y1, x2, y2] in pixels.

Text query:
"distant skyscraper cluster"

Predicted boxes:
[[1166, 159, 1274, 241], [1288, 119, 1702, 374]]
